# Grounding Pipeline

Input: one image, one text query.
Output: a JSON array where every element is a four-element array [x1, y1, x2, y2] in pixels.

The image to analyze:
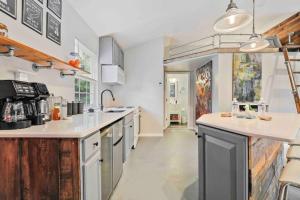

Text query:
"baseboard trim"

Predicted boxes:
[[139, 133, 164, 137]]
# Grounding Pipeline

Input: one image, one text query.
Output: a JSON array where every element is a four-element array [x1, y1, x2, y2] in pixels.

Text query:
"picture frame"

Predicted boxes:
[[232, 53, 262, 102], [47, 0, 62, 19], [195, 61, 212, 119], [169, 82, 176, 98], [22, 0, 43, 35], [0, 0, 17, 19], [46, 12, 61, 45]]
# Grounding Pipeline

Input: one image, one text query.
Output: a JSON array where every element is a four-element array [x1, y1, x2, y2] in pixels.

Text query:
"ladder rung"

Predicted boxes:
[[290, 59, 300, 62], [296, 85, 300, 87], [293, 71, 300, 74]]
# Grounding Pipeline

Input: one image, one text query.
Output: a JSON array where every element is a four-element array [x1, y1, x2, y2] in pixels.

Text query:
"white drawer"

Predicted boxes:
[[82, 131, 101, 161]]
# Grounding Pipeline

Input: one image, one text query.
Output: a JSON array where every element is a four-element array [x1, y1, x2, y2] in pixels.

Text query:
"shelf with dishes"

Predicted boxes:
[[0, 35, 90, 77]]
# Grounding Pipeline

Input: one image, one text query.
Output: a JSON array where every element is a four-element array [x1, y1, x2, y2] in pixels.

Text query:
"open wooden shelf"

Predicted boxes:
[[0, 35, 90, 75]]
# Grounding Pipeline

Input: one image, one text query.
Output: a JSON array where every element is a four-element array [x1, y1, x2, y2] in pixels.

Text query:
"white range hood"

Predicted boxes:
[[101, 65, 125, 85]]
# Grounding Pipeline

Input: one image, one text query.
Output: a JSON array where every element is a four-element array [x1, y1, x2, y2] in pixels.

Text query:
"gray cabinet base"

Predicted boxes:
[[198, 125, 248, 200]]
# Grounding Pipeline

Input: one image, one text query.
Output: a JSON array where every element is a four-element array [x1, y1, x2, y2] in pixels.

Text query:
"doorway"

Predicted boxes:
[[164, 72, 190, 129]]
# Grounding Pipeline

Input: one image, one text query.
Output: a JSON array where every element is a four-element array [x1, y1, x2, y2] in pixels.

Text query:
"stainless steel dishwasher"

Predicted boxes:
[[101, 126, 113, 200], [112, 119, 124, 189]]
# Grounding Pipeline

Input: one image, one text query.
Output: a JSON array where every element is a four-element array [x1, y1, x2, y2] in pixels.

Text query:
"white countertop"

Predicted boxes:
[[0, 107, 138, 138], [196, 113, 300, 142]]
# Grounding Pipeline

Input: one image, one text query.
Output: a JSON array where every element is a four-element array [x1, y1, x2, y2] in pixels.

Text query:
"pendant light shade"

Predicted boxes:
[[240, 34, 270, 52], [240, 0, 269, 52], [213, 1, 252, 33]]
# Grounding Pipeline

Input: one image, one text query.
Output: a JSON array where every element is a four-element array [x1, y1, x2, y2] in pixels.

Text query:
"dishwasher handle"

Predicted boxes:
[[113, 136, 124, 146], [101, 127, 113, 138]]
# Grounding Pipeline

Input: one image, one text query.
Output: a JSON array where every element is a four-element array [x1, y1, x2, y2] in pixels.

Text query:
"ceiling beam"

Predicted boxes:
[[264, 12, 300, 45]]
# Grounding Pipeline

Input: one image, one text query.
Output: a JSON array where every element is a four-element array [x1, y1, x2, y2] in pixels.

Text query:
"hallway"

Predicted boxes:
[[111, 128, 198, 200]]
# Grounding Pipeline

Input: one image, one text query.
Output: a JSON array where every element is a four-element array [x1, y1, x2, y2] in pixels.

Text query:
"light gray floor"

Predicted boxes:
[[111, 128, 198, 200]]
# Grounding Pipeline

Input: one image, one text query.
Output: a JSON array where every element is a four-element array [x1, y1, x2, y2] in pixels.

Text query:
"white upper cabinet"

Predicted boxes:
[[99, 36, 125, 85], [99, 36, 124, 69], [102, 65, 125, 85]]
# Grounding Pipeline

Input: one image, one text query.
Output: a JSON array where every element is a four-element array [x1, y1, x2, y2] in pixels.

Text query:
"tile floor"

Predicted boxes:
[[111, 128, 198, 200]]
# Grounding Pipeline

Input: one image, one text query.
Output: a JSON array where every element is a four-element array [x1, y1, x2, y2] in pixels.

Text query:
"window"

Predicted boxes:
[[74, 39, 98, 108], [75, 78, 95, 106]]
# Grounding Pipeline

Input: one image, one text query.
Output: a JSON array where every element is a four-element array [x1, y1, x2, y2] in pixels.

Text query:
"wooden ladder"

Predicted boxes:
[[282, 45, 300, 113]]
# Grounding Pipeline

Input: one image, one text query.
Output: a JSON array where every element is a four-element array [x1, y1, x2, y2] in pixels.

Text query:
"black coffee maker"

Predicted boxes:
[[0, 80, 36, 130]]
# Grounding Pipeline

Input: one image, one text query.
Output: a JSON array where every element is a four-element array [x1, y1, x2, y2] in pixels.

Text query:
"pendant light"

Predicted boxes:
[[213, 0, 252, 33], [240, 0, 270, 52]]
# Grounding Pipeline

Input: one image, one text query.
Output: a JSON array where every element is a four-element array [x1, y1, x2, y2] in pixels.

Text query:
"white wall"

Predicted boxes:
[[0, 1, 112, 105], [113, 38, 164, 136], [212, 52, 300, 113]]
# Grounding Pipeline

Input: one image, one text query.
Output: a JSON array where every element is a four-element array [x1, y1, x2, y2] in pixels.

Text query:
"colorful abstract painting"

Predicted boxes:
[[195, 61, 212, 119], [233, 53, 262, 102]]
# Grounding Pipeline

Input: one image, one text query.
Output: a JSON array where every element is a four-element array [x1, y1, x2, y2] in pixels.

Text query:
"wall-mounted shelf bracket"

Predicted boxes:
[[0, 46, 15, 57], [32, 61, 53, 72], [60, 70, 77, 78]]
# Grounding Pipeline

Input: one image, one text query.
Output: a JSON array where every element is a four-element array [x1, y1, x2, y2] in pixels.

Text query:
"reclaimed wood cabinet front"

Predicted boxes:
[[0, 138, 80, 200]]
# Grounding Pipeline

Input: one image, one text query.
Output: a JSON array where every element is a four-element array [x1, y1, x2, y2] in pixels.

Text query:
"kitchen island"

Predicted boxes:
[[0, 107, 138, 200], [196, 113, 300, 200]]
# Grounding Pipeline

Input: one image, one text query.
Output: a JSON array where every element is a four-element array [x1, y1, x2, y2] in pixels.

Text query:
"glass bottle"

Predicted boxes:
[[258, 98, 266, 115], [232, 98, 239, 116]]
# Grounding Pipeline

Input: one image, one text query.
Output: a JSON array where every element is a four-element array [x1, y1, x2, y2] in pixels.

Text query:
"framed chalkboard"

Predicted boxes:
[[46, 12, 61, 45], [0, 0, 17, 19], [22, 0, 43, 35], [47, 0, 62, 19]]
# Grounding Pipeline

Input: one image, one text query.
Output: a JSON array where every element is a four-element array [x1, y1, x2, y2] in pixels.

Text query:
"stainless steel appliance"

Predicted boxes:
[[23, 99, 44, 125], [38, 99, 50, 121], [31, 82, 50, 123], [101, 126, 113, 200], [112, 119, 124, 189], [0, 80, 36, 130]]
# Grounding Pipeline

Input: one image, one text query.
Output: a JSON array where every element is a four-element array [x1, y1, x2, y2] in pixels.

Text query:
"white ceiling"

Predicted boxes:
[[69, 0, 299, 49]]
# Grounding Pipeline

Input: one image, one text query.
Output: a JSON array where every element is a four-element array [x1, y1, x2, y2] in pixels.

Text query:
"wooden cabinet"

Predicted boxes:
[[198, 125, 248, 200], [0, 139, 21, 200], [99, 36, 124, 69], [0, 131, 102, 200], [0, 138, 80, 200]]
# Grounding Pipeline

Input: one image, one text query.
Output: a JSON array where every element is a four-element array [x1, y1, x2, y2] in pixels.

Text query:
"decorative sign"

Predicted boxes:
[[46, 12, 61, 45], [0, 0, 17, 19], [47, 0, 62, 18], [22, 0, 43, 35]]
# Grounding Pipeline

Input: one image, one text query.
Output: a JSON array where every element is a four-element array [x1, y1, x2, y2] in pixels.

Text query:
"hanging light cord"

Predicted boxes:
[[252, 0, 255, 34]]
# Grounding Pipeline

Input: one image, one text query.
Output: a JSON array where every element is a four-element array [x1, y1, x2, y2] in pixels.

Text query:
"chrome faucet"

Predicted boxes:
[[100, 89, 115, 111]]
